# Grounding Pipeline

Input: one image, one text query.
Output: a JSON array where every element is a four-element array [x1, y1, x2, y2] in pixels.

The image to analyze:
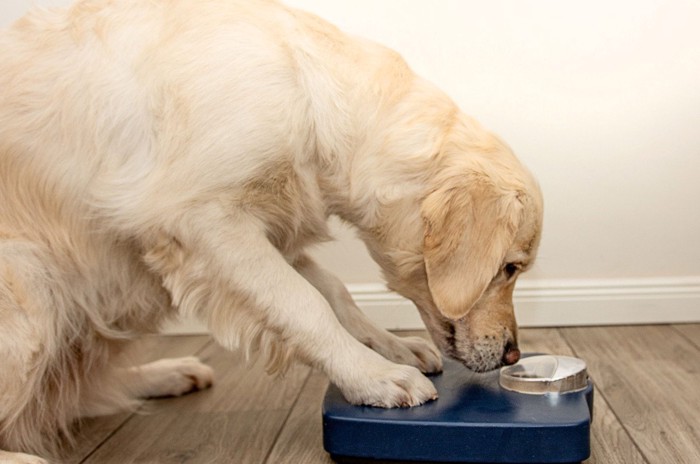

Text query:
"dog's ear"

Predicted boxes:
[[421, 177, 523, 320]]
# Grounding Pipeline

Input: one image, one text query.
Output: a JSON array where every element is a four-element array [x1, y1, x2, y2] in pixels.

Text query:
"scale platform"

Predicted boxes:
[[322, 355, 594, 463]]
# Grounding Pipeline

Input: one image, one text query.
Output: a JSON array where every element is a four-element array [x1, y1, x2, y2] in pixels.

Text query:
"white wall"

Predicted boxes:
[[3, 1, 699, 326]]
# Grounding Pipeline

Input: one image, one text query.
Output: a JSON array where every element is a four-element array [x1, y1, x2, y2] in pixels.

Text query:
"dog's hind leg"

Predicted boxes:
[[0, 450, 48, 464], [78, 356, 214, 419], [78, 355, 214, 420], [143, 205, 437, 408], [293, 254, 443, 374], [121, 357, 214, 400], [0, 240, 77, 460]]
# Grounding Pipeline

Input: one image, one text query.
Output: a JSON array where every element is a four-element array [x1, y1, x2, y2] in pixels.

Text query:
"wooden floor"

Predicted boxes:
[[64, 324, 700, 463]]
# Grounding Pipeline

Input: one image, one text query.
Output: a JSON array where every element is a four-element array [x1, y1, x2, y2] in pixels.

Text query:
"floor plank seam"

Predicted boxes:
[[669, 324, 700, 351], [262, 368, 315, 464], [193, 336, 215, 356], [78, 413, 137, 463], [556, 328, 652, 464]]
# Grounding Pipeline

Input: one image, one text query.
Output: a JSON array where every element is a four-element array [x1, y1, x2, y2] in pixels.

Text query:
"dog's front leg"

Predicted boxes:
[[145, 206, 437, 408], [293, 254, 443, 374]]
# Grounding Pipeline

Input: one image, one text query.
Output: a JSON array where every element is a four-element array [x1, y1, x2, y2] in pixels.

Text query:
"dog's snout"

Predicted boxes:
[[502, 342, 521, 365]]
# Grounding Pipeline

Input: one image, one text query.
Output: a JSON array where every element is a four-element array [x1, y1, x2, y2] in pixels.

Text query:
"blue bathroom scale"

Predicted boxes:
[[322, 355, 594, 463]]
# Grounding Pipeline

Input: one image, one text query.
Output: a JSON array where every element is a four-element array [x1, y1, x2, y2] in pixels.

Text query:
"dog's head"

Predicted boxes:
[[416, 163, 542, 372], [365, 118, 543, 373]]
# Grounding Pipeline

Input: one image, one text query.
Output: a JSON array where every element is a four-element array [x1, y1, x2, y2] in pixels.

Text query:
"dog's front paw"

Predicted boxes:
[[365, 334, 443, 375], [136, 356, 214, 398], [341, 362, 438, 408]]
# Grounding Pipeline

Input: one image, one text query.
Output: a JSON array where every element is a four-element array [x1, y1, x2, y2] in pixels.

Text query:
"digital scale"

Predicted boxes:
[[322, 354, 593, 463]]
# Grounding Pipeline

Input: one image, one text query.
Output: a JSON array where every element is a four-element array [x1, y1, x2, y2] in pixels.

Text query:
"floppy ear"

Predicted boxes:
[[421, 178, 523, 320]]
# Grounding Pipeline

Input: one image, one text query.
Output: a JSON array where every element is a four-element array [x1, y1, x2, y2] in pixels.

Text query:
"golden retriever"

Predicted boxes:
[[0, 0, 542, 460]]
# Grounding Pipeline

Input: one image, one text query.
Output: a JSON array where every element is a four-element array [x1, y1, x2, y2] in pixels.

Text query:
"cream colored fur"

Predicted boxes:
[[0, 0, 542, 461]]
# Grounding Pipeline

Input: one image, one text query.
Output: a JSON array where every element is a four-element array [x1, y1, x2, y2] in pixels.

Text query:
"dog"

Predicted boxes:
[[0, 0, 543, 461]]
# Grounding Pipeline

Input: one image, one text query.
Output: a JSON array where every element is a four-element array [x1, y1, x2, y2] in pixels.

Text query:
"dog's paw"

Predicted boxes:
[[136, 356, 214, 398], [365, 334, 443, 374], [0, 451, 49, 464], [341, 362, 438, 408]]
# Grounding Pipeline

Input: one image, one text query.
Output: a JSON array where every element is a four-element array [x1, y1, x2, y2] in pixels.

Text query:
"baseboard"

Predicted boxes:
[[162, 276, 700, 334], [509, 276, 700, 327]]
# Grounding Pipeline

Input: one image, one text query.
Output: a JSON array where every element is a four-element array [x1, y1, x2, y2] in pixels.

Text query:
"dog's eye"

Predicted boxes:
[[504, 263, 519, 279]]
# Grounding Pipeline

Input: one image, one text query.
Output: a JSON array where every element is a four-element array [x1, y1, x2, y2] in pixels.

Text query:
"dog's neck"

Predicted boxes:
[[313, 79, 459, 231]]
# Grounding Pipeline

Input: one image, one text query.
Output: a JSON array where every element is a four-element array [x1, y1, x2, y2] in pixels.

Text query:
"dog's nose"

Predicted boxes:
[[502, 342, 521, 365]]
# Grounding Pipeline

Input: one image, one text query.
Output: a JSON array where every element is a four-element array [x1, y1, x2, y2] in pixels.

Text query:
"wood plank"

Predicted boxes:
[[265, 370, 333, 464], [65, 335, 212, 463], [519, 328, 648, 464], [82, 340, 311, 463], [518, 327, 573, 353], [672, 323, 700, 350], [561, 325, 700, 464]]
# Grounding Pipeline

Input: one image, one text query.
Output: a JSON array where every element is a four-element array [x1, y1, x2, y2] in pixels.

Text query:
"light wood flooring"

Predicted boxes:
[[62, 324, 700, 463]]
